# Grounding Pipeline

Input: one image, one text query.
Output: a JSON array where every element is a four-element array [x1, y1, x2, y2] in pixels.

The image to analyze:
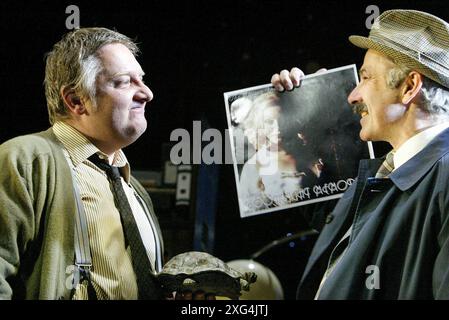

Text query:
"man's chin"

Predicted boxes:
[[134, 125, 147, 139], [359, 130, 381, 143], [124, 123, 147, 141], [359, 130, 370, 142]]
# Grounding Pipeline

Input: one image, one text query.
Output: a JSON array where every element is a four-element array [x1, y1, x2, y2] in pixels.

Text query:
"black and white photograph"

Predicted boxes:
[[225, 65, 374, 217], [3, 0, 449, 304]]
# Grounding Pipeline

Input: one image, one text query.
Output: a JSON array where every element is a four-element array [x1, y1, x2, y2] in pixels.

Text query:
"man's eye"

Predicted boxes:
[[114, 78, 131, 87]]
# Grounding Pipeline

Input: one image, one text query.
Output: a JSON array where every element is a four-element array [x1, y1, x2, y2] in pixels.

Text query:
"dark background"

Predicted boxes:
[[1, 0, 448, 299]]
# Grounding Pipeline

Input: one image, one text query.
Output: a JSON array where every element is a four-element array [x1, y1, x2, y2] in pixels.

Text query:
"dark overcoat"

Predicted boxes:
[[297, 128, 449, 299]]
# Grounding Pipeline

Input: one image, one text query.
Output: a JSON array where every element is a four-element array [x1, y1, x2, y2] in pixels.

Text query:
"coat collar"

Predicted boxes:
[[389, 127, 449, 191]]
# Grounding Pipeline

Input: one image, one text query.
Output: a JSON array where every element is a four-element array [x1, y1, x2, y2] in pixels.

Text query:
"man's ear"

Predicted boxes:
[[401, 71, 423, 105], [61, 86, 88, 116]]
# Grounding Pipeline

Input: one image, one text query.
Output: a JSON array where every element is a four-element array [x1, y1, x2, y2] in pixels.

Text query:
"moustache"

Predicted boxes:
[[351, 103, 368, 115]]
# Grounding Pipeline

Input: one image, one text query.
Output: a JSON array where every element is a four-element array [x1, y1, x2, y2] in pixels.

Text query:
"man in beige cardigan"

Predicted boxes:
[[0, 28, 165, 299]]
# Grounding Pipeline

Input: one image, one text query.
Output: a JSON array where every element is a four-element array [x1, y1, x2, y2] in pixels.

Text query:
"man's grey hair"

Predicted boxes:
[[44, 27, 139, 124], [386, 62, 449, 116]]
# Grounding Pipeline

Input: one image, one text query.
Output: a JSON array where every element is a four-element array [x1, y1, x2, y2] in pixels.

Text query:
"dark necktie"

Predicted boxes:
[[88, 154, 160, 299], [375, 150, 395, 178]]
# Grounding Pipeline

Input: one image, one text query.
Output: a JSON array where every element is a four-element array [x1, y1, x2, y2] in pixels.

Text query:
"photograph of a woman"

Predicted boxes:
[[225, 65, 372, 217]]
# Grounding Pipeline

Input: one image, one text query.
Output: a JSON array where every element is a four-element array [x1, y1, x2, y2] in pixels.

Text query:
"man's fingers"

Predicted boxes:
[[165, 291, 176, 300], [271, 73, 284, 92], [279, 69, 293, 91], [173, 290, 216, 300], [175, 292, 183, 300], [271, 67, 305, 92], [315, 68, 328, 74], [175, 290, 193, 300], [193, 290, 206, 300], [290, 67, 304, 87], [182, 290, 193, 300]]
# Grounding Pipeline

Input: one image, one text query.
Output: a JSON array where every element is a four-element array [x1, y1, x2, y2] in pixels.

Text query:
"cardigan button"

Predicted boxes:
[[325, 213, 334, 224]]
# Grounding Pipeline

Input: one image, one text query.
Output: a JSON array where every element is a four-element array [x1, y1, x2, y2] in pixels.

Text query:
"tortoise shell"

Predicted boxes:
[[157, 251, 257, 299]]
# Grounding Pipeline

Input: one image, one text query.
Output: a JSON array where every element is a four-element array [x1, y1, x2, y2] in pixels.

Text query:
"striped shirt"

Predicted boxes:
[[53, 121, 160, 300]]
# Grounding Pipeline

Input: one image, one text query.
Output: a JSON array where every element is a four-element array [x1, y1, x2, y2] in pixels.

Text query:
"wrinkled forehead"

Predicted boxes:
[[96, 42, 144, 76], [360, 49, 397, 76]]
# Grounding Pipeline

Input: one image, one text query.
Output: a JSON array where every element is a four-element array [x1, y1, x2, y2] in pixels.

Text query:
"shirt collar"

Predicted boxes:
[[52, 121, 131, 182], [393, 121, 449, 171]]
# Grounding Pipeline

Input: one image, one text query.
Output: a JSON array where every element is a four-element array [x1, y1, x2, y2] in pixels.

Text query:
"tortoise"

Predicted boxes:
[[157, 251, 257, 300]]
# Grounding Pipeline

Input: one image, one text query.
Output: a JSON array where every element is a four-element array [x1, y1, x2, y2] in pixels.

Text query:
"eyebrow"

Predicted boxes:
[[358, 68, 367, 77], [110, 71, 145, 78]]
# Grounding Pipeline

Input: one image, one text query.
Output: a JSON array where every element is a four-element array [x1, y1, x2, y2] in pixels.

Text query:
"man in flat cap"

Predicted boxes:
[[272, 9, 449, 299]]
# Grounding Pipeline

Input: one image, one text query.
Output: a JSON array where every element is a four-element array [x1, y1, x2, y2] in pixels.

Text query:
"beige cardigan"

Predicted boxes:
[[0, 128, 163, 299]]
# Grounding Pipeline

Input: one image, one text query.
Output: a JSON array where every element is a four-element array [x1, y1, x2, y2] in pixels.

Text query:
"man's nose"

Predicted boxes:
[[136, 82, 153, 103], [347, 85, 362, 105]]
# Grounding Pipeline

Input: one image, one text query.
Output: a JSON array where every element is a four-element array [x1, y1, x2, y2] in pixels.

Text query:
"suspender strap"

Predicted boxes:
[[72, 173, 92, 267], [64, 150, 98, 300]]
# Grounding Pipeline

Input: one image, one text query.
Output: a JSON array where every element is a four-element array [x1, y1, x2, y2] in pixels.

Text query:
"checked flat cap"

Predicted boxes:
[[349, 9, 449, 88]]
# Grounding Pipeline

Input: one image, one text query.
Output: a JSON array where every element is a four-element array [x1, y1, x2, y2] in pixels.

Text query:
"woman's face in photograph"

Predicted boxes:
[[260, 105, 281, 146]]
